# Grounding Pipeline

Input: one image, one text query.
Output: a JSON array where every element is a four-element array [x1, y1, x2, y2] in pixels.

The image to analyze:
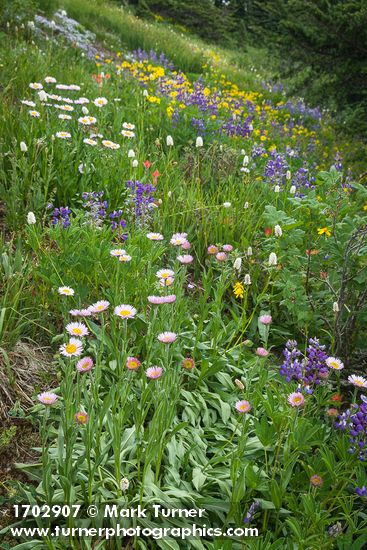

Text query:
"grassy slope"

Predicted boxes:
[[0, 2, 366, 548]]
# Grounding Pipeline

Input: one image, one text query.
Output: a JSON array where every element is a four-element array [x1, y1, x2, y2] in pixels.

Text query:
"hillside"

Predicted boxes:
[[0, 1, 366, 549]]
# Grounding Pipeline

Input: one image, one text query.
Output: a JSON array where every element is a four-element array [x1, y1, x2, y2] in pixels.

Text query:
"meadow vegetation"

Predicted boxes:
[[0, 1, 366, 548]]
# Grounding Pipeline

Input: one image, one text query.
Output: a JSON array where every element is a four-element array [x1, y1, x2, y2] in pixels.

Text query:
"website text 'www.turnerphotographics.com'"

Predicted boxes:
[[10, 504, 259, 541]]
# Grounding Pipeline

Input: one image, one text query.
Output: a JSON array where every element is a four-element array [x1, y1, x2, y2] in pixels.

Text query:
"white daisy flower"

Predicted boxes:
[[326, 357, 344, 370], [147, 233, 164, 241], [110, 249, 126, 257], [102, 140, 120, 150], [156, 269, 174, 279], [88, 300, 110, 313], [60, 337, 83, 357], [94, 97, 108, 107], [55, 131, 71, 139], [66, 322, 89, 337], [21, 99, 36, 107], [114, 304, 137, 319], [78, 116, 97, 126], [348, 375, 367, 388], [58, 286, 74, 296], [29, 82, 43, 90], [121, 130, 135, 138], [83, 138, 97, 146]]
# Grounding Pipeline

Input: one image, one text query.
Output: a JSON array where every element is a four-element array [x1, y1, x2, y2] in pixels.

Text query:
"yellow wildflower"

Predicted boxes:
[[317, 227, 332, 237], [233, 282, 245, 299]]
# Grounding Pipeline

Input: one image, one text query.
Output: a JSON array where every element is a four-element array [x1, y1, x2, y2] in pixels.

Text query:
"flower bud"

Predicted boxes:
[[20, 141, 28, 152], [244, 274, 251, 285], [290, 185, 296, 194], [195, 136, 203, 147], [120, 478, 129, 491], [166, 135, 174, 146]]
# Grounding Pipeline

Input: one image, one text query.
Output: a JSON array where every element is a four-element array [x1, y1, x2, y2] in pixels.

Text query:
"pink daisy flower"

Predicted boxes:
[[222, 244, 233, 252], [88, 300, 110, 313], [256, 347, 269, 357], [348, 375, 367, 388], [76, 357, 94, 373], [157, 332, 177, 344], [126, 356, 141, 371], [177, 255, 193, 264], [163, 294, 176, 303], [310, 474, 324, 487], [216, 252, 227, 261], [69, 309, 92, 317], [146, 366, 163, 379], [259, 315, 272, 325], [148, 296, 165, 304], [208, 245, 219, 255], [181, 241, 191, 250], [114, 304, 137, 319], [75, 411, 89, 424], [182, 357, 195, 370], [287, 392, 305, 407], [170, 236, 188, 246], [37, 392, 58, 405], [235, 400, 251, 413]]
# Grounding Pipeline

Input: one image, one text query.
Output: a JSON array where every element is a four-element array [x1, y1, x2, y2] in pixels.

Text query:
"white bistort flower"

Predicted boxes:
[[27, 211, 36, 224], [233, 257, 242, 271], [274, 224, 283, 237], [268, 252, 278, 266]]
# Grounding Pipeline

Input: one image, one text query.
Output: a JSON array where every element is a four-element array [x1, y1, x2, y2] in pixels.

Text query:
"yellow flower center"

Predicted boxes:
[[66, 343, 77, 354], [119, 309, 131, 317], [73, 328, 82, 335]]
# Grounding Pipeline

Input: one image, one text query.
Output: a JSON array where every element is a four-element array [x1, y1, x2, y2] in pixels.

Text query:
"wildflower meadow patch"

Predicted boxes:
[[0, 2, 366, 549]]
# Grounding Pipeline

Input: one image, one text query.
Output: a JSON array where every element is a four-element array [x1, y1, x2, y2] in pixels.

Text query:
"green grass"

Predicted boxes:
[[0, 2, 366, 549]]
